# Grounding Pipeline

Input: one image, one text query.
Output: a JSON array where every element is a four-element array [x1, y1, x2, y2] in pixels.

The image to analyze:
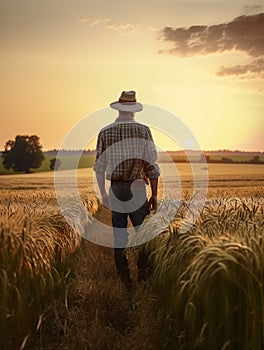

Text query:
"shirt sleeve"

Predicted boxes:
[[93, 131, 107, 173], [143, 127, 160, 179]]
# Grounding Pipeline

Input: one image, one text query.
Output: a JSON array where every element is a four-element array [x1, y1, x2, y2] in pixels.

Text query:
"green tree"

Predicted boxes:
[[250, 155, 260, 163], [2, 135, 45, 173], [221, 157, 234, 163], [49, 157, 61, 171]]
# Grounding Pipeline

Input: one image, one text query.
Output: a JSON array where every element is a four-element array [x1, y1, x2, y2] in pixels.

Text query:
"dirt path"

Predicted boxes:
[[37, 206, 162, 350]]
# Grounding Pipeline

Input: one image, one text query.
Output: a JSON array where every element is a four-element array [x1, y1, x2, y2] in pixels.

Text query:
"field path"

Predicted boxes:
[[38, 206, 162, 350]]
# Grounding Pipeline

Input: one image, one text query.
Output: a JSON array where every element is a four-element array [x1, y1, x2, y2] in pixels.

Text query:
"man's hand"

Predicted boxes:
[[148, 177, 158, 212], [148, 195, 158, 212]]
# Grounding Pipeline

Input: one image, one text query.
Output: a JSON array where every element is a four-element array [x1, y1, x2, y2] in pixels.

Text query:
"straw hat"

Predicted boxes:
[[110, 91, 143, 112]]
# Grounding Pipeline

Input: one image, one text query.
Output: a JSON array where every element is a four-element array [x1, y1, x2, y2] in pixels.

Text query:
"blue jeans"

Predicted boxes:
[[110, 180, 150, 248], [109, 180, 150, 288]]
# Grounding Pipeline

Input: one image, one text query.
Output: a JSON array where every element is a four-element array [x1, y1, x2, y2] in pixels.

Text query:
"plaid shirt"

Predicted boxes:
[[93, 117, 160, 181]]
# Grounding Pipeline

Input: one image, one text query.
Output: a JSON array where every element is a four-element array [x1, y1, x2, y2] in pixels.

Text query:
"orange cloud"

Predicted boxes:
[[103, 19, 139, 32], [217, 58, 264, 79], [159, 13, 264, 80], [79, 17, 139, 33]]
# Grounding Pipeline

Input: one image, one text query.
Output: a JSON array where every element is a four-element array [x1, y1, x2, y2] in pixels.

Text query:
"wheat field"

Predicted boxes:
[[133, 197, 264, 349], [0, 170, 98, 349], [0, 165, 264, 349]]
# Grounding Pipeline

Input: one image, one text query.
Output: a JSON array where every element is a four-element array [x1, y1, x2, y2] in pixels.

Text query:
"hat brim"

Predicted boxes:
[[110, 101, 143, 112]]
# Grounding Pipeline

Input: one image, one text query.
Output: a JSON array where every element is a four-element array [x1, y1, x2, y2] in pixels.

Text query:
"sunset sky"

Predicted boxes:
[[1, 0, 264, 151]]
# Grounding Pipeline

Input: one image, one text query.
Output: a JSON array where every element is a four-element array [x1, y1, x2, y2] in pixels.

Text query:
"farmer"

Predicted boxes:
[[93, 90, 160, 292]]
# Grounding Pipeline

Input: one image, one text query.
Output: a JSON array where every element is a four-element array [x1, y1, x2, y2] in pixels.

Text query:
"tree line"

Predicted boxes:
[[1, 135, 60, 173], [204, 155, 264, 164], [1, 135, 263, 174]]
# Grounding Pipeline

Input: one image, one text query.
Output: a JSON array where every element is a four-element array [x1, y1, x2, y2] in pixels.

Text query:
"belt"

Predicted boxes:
[[111, 179, 139, 183]]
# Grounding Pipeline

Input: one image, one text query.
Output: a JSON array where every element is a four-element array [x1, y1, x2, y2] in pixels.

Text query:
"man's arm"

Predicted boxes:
[[93, 130, 109, 208], [148, 177, 158, 211], [143, 127, 160, 211], [95, 171, 109, 208]]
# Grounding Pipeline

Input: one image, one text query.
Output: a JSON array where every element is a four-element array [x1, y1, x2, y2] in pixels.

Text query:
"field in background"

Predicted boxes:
[[0, 155, 96, 175], [0, 164, 264, 349], [159, 151, 264, 164], [1, 150, 264, 175], [1, 162, 263, 195]]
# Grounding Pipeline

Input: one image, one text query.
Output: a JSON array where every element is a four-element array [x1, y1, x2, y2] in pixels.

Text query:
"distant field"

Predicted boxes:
[[160, 153, 264, 163], [1, 152, 264, 175], [205, 154, 264, 162], [0, 155, 96, 175]]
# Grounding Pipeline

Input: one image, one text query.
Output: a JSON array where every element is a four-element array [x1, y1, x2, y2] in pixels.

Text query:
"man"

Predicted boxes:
[[93, 90, 160, 292]]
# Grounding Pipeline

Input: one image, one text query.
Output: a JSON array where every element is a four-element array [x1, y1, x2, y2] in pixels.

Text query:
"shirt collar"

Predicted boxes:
[[115, 116, 135, 123]]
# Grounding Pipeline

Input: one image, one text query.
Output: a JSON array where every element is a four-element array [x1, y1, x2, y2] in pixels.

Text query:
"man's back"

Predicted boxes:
[[94, 116, 159, 181]]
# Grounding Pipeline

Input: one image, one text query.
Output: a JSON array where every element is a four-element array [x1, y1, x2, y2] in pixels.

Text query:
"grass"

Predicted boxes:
[[28, 231, 163, 350], [28, 195, 264, 350], [0, 191, 98, 349], [0, 155, 95, 175], [1, 153, 263, 175], [133, 197, 264, 349], [207, 155, 264, 162], [1, 170, 264, 349], [163, 154, 264, 164]]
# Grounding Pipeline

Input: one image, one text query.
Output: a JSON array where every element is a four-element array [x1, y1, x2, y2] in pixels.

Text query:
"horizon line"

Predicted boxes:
[[41, 148, 264, 153], [1, 148, 264, 153]]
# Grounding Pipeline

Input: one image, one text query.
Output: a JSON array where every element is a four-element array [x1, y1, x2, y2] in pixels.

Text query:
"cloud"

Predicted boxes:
[[103, 19, 138, 32], [79, 17, 99, 26], [159, 13, 264, 80], [90, 19, 99, 27], [217, 58, 264, 79], [79, 17, 139, 33], [159, 13, 264, 58], [79, 16, 165, 36], [242, 5, 264, 15], [148, 26, 159, 32]]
